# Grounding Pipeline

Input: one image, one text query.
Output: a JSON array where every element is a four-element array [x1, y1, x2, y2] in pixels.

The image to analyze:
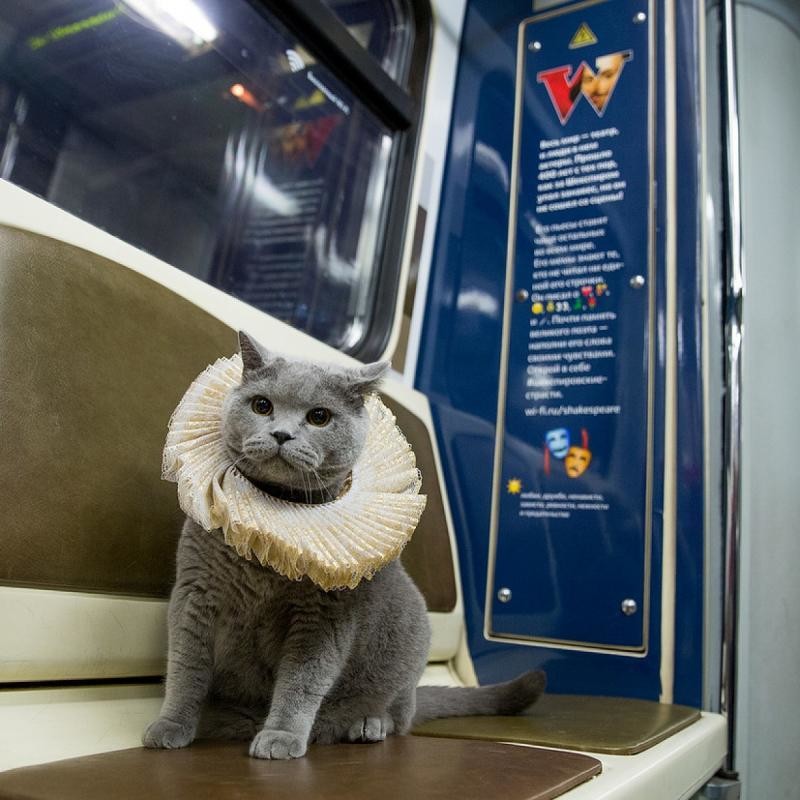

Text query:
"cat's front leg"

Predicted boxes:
[[250, 614, 352, 760], [143, 587, 214, 749]]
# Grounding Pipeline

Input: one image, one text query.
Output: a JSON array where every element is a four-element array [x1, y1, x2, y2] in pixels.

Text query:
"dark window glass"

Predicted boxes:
[[0, 0, 416, 352], [320, 0, 413, 84]]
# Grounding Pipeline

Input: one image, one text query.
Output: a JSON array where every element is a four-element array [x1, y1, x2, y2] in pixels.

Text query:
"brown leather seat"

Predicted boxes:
[[413, 694, 701, 755], [0, 737, 601, 800]]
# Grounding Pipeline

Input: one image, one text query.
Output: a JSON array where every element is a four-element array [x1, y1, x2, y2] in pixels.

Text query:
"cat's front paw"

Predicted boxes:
[[249, 729, 307, 760], [142, 717, 195, 749]]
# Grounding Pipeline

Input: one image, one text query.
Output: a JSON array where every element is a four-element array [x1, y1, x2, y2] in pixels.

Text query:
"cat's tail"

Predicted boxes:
[[412, 669, 546, 725]]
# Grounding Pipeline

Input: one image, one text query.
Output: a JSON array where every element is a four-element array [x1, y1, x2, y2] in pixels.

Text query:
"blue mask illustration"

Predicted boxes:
[[545, 427, 570, 459]]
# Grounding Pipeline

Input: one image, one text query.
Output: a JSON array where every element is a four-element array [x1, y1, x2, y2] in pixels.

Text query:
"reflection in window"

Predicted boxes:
[[0, 0, 414, 352], [321, 0, 413, 84]]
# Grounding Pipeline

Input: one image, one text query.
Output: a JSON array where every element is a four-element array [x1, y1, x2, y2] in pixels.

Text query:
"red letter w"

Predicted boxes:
[[536, 65, 585, 124]]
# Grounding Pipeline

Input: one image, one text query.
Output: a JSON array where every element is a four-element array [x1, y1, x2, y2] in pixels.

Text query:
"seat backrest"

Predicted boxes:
[[0, 224, 458, 682]]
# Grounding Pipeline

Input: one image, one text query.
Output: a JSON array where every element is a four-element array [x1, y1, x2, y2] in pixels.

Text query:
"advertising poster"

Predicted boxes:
[[489, 0, 653, 650]]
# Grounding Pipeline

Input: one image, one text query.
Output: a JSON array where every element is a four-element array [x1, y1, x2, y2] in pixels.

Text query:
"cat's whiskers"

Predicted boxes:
[[300, 470, 309, 504], [231, 454, 250, 472], [302, 470, 318, 505], [308, 466, 335, 503]]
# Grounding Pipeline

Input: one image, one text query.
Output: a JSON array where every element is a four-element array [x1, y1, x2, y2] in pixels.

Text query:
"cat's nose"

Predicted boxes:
[[271, 431, 294, 445]]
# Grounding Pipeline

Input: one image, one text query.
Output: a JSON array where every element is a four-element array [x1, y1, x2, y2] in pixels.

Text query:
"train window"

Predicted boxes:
[[0, 0, 428, 356], [320, 0, 413, 84]]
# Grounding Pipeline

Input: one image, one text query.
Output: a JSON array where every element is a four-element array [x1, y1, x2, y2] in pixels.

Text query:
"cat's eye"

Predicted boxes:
[[306, 407, 332, 427], [251, 396, 273, 416]]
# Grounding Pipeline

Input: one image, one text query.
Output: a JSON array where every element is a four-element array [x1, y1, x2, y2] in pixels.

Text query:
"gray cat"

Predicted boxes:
[[143, 332, 545, 760]]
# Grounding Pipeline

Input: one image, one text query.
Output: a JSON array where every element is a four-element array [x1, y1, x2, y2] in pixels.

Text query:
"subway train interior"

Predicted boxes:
[[0, 0, 797, 797]]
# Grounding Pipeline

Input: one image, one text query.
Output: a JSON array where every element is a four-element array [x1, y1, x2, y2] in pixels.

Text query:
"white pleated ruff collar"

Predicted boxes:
[[162, 354, 427, 590]]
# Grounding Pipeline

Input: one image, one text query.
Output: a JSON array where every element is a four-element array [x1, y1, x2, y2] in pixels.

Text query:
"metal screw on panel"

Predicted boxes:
[[633, 11, 647, 23], [528, 41, 542, 52], [497, 587, 512, 603], [621, 598, 638, 616], [629, 274, 646, 289], [515, 288, 530, 302]]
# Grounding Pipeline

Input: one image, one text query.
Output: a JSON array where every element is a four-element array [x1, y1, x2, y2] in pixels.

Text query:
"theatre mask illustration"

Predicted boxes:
[[543, 427, 570, 476], [546, 427, 570, 458], [565, 429, 592, 478]]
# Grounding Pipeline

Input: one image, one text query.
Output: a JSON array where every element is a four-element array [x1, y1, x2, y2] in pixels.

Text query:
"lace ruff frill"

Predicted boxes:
[[162, 354, 426, 590]]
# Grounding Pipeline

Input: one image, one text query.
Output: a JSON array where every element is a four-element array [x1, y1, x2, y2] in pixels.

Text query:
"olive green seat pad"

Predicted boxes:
[[0, 736, 601, 800], [413, 694, 701, 755], [0, 225, 457, 614]]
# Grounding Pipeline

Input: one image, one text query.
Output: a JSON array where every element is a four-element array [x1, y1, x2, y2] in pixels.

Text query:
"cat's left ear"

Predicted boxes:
[[346, 361, 390, 397], [238, 331, 270, 376]]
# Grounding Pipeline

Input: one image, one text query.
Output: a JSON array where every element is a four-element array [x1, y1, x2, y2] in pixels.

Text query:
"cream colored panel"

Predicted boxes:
[[418, 663, 462, 687], [427, 613, 463, 663], [0, 684, 163, 771], [0, 588, 167, 682], [0, 585, 460, 683], [401, 0, 468, 383]]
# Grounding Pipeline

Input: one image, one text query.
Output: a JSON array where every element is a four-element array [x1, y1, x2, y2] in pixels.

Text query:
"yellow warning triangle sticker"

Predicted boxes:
[[569, 22, 598, 49]]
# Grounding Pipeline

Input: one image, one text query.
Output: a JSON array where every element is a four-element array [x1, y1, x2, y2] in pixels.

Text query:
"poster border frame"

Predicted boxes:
[[483, 0, 657, 655]]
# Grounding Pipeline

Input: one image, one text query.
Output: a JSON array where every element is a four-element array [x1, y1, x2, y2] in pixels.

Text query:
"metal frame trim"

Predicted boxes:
[[718, 0, 744, 778], [658, 0, 678, 705], [256, 0, 416, 130]]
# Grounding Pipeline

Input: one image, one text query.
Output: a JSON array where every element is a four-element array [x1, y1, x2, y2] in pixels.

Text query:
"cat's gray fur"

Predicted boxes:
[[143, 332, 545, 760]]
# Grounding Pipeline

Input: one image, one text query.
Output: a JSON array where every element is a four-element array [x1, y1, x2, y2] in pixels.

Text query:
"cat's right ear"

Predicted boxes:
[[238, 331, 266, 376], [345, 360, 390, 397]]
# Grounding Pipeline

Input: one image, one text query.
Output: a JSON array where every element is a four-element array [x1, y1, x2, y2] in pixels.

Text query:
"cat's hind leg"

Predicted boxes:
[[346, 714, 394, 743], [388, 685, 417, 735], [310, 695, 394, 744], [344, 683, 418, 742]]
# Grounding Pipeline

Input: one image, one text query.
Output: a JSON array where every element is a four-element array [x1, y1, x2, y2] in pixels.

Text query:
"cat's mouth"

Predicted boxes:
[[273, 446, 317, 472], [227, 442, 350, 505]]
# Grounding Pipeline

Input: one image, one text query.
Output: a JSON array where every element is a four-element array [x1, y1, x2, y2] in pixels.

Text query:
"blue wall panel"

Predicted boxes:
[[417, 0, 704, 703]]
